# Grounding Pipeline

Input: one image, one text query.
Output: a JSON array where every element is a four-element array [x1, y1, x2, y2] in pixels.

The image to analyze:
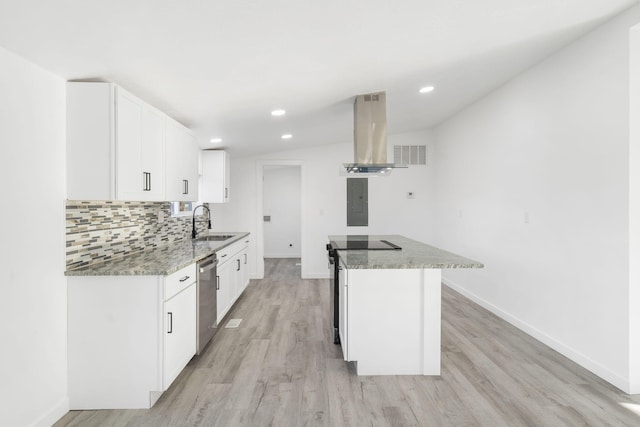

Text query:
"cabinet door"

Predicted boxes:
[[240, 241, 250, 292], [338, 261, 349, 361], [216, 259, 234, 324], [200, 150, 229, 203], [115, 89, 143, 201], [233, 255, 243, 300], [184, 132, 199, 199], [164, 283, 196, 390], [67, 82, 116, 201], [139, 107, 165, 201], [166, 119, 199, 201], [116, 88, 166, 201]]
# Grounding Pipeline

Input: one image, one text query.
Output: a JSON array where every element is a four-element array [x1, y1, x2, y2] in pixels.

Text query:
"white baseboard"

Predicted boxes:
[[302, 273, 330, 279], [30, 396, 69, 427], [442, 277, 631, 394], [264, 254, 301, 258]]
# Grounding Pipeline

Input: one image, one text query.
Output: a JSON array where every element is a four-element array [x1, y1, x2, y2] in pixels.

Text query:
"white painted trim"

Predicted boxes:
[[256, 160, 306, 279], [264, 254, 302, 258], [30, 397, 69, 427], [303, 273, 330, 279], [442, 277, 631, 393]]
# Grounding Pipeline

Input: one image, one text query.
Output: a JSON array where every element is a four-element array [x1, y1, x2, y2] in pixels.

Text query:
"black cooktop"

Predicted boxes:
[[330, 239, 402, 251]]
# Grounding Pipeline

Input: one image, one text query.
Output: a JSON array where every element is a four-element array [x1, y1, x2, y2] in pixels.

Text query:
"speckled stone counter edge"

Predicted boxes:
[[329, 234, 484, 270], [65, 232, 250, 276]]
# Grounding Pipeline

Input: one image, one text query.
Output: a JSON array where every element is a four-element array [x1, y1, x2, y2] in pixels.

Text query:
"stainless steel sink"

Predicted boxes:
[[196, 234, 235, 242]]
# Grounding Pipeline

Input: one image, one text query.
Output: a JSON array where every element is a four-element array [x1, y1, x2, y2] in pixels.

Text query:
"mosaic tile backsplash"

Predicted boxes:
[[66, 201, 211, 271]]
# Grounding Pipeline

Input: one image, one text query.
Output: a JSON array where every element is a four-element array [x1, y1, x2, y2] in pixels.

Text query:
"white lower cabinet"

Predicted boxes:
[[164, 283, 197, 388], [336, 266, 441, 376], [338, 258, 349, 361], [216, 255, 236, 324], [215, 237, 251, 324], [67, 264, 197, 409], [240, 238, 250, 292]]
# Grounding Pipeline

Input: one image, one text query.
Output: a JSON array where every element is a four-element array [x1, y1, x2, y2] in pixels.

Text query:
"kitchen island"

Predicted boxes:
[[328, 235, 483, 376]]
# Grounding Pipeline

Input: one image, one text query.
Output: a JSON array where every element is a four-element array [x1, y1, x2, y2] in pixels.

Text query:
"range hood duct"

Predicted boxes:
[[344, 91, 400, 175]]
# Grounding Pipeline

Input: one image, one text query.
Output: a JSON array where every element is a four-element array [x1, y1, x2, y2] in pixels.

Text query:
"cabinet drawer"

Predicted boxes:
[[217, 240, 244, 265], [164, 264, 196, 300]]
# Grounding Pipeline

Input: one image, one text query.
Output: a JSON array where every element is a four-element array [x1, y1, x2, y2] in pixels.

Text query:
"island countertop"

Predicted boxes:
[[65, 232, 250, 276], [328, 234, 483, 270]]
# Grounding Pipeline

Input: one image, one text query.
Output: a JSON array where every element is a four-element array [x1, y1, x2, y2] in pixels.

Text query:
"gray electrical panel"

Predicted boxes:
[[347, 178, 368, 226]]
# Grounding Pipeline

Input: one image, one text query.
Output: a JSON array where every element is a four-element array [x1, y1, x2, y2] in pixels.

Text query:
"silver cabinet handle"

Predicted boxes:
[[244, 253, 247, 264], [167, 312, 173, 333], [237, 259, 240, 271], [179, 275, 190, 282], [143, 172, 151, 191], [216, 275, 220, 290]]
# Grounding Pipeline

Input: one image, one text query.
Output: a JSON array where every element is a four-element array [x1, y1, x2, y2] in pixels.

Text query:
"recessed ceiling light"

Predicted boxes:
[[271, 109, 286, 116], [281, 134, 293, 140], [210, 138, 222, 143], [419, 86, 435, 94]]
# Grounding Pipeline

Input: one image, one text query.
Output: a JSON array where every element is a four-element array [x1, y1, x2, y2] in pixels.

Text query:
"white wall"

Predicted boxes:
[[432, 6, 640, 393], [263, 166, 302, 258], [213, 129, 436, 279], [0, 47, 68, 425], [629, 23, 640, 394]]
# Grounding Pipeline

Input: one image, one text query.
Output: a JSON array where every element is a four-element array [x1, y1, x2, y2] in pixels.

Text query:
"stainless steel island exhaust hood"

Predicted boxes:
[[343, 91, 403, 175]]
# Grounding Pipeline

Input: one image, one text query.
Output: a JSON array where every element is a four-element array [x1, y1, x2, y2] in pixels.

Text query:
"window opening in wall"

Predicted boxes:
[[170, 201, 194, 217]]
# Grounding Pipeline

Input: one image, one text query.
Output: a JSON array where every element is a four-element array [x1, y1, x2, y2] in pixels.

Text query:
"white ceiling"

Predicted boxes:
[[0, 0, 636, 157]]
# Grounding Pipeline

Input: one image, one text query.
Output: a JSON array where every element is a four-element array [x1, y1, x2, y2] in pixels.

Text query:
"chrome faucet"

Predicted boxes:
[[192, 205, 212, 239]]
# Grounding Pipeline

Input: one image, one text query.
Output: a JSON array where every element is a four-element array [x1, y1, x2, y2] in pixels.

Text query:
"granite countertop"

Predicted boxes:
[[329, 235, 484, 270], [65, 232, 250, 276]]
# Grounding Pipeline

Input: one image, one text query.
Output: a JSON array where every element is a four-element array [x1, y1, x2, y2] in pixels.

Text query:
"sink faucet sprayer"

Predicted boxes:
[[192, 205, 212, 239]]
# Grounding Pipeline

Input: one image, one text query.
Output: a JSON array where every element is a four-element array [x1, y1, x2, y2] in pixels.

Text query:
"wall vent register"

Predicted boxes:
[[394, 145, 427, 166]]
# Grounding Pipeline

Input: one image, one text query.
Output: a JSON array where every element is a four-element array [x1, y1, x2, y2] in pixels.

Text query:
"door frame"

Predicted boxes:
[[255, 160, 306, 278]]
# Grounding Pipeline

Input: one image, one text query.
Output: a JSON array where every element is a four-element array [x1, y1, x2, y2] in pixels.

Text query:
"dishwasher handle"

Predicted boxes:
[[199, 259, 218, 273]]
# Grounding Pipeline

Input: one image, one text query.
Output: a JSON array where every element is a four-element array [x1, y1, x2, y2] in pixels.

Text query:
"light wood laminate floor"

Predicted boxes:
[[56, 258, 640, 426]]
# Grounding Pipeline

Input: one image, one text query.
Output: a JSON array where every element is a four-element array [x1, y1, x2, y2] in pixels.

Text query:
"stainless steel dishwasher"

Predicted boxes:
[[197, 254, 218, 354]]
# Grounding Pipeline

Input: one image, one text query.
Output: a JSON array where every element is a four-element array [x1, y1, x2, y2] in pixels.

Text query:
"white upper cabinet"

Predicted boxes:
[[67, 82, 166, 201], [200, 150, 230, 203], [67, 82, 200, 202], [67, 82, 116, 200], [165, 117, 199, 202], [115, 88, 165, 201]]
